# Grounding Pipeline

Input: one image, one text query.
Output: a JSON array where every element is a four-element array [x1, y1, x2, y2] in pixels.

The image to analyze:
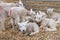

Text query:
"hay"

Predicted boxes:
[[0, 17, 60, 40]]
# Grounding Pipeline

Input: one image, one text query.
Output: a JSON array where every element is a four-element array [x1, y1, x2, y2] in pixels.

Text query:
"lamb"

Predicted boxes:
[[35, 12, 42, 22], [35, 12, 57, 31], [18, 0, 24, 7], [30, 9, 36, 18], [39, 11, 47, 18], [9, 7, 29, 22], [40, 18, 57, 31], [8, 5, 30, 30], [25, 22, 39, 36], [18, 22, 40, 36], [18, 21, 28, 32], [46, 8, 60, 20]]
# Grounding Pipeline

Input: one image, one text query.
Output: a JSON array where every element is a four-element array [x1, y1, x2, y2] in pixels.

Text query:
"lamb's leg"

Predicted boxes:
[[0, 19, 5, 31], [30, 31, 39, 36], [10, 18, 15, 30], [46, 21, 57, 31], [45, 27, 57, 31], [22, 16, 26, 22], [15, 16, 20, 25]]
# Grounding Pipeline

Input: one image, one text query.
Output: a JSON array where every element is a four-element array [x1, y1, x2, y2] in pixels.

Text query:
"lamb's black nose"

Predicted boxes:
[[23, 30, 24, 32], [23, 30, 25, 34]]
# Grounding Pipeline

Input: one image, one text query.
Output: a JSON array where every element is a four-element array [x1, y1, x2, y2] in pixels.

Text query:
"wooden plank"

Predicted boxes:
[[27, 7, 60, 13], [25, 4, 60, 8], [25, 0, 60, 2]]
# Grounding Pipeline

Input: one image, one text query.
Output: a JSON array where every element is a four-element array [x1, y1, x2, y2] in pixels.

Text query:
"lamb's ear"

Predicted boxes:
[[37, 12, 39, 15], [25, 21, 29, 24], [52, 8, 54, 11], [30, 9, 33, 12]]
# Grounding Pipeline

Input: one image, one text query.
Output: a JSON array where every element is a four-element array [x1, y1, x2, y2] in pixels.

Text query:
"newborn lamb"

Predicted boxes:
[[18, 22, 40, 36]]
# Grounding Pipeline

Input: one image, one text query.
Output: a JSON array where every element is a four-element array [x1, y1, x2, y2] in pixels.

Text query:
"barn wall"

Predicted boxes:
[[3, 0, 18, 2], [22, 0, 60, 11]]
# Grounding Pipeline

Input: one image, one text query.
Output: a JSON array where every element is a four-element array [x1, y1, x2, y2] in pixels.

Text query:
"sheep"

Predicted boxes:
[[18, 21, 28, 32], [35, 12, 57, 31], [6, 0, 30, 30], [30, 9, 36, 18], [18, 22, 40, 36], [39, 11, 47, 18], [35, 12, 42, 22], [18, 0, 24, 7], [40, 18, 57, 31], [8, 6, 30, 30], [46, 8, 60, 20]]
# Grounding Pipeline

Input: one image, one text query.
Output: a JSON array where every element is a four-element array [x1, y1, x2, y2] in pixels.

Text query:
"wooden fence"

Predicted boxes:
[[21, 0, 60, 12]]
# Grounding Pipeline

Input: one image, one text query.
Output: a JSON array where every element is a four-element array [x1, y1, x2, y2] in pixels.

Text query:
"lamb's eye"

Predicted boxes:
[[20, 26, 22, 28]]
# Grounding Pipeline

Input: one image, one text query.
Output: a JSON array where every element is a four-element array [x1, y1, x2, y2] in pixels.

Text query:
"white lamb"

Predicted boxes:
[[35, 12, 42, 22], [35, 12, 57, 31], [39, 11, 47, 18], [18, 21, 28, 32], [8, 6, 30, 30], [46, 8, 60, 20], [18, 22, 40, 36], [40, 18, 57, 31], [7, 0, 30, 30], [18, 0, 24, 7], [30, 9, 36, 18]]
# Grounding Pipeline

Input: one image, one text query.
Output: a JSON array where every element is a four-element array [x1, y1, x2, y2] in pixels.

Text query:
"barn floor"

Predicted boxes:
[[0, 17, 60, 40], [0, 26, 60, 40]]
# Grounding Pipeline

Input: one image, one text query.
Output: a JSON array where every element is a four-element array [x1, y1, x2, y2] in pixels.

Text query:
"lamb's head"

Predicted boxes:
[[47, 8, 54, 14], [18, 21, 28, 33], [35, 12, 42, 22], [19, 0, 24, 7], [39, 11, 47, 18], [30, 9, 36, 17]]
